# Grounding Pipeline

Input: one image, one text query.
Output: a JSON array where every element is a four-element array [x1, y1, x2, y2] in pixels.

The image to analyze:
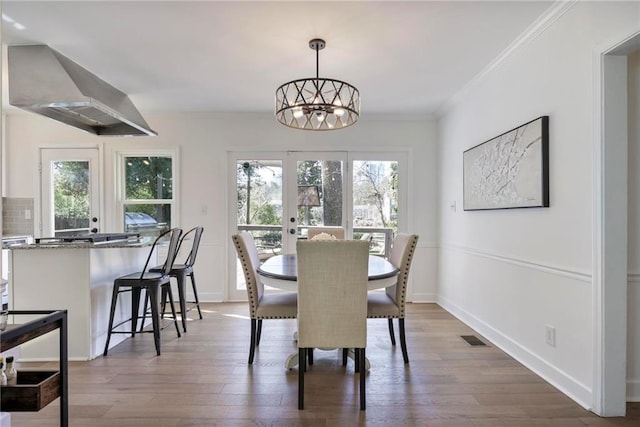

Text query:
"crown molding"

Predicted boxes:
[[436, 1, 577, 118]]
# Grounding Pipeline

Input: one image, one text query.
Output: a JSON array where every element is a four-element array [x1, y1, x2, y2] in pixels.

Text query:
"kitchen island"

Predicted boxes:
[[8, 237, 157, 361]]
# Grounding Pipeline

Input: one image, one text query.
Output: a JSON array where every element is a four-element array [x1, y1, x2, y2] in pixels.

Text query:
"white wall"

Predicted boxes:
[[628, 51, 640, 401], [3, 111, 439, 302], [438, 1, 639, 411]]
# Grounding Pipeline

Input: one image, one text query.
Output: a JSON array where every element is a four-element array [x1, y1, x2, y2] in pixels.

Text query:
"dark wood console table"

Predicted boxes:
[[0, 310, 68, 426]]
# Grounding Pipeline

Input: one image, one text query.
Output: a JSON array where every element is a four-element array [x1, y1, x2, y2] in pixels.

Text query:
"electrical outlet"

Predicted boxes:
[[24, 209, 31, 220], [545, 325, 556, 347]]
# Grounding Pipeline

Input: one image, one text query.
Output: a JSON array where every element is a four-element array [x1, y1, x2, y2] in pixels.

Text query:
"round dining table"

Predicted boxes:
[[257, 253, 400, 370], [257, 253, 399, 291]]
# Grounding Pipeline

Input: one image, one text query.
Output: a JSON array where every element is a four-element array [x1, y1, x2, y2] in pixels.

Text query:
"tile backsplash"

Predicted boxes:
[[2, 197, 35, 236]]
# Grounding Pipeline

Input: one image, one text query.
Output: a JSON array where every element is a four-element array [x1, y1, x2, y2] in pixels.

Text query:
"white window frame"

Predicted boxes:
[[349, 151, 409, 235], [115, 149, 180, 233]]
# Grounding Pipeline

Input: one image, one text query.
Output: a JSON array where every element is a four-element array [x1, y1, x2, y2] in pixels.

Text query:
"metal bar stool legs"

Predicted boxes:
[[103, 282, 181, 356], [187, 271, 203, 320], [175, 273, 188, 332], [173, 270, 203, 332], [147, 269, 203, 333], [103, 282, 122, 356], [103, 227, 183, 357]]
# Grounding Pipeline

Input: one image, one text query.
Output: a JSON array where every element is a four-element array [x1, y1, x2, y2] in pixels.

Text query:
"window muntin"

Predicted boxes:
[[122, 155, 175, 237]]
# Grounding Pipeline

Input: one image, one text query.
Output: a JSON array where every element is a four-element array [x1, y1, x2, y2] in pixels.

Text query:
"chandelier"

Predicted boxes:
[[275, 38, 360, 131]]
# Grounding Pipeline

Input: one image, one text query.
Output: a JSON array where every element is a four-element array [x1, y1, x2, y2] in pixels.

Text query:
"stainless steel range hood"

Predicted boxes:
[[8, 45, 157, 136]]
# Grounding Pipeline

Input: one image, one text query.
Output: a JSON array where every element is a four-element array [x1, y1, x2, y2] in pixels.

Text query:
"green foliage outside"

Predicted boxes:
[[235, 159, 398, 252], [125, 157, 173, 226], [53, 161, 90, 230], [125, 157, 172, 200], [237, 162, 282, 225]]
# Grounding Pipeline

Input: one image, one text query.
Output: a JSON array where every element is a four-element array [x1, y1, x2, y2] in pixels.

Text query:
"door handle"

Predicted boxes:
[[91, 228, 98, 233], [289, 228, 296, 235]]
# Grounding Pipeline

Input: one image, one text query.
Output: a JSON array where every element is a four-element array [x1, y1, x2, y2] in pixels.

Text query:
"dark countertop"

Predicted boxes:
[[10, 237, 154, 250]]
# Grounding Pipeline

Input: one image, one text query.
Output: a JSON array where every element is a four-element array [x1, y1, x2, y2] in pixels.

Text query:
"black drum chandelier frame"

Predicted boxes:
[[275, 38, 360, 131]]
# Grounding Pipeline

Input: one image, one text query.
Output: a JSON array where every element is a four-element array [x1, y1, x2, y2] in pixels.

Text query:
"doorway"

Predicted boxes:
[[227, 150, 407, 300], [597, 31, 640, 415], [39, 147, 101, 238]]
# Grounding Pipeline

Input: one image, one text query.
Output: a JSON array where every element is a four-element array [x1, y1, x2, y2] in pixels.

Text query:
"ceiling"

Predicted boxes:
[[1, 1, 554, 118]]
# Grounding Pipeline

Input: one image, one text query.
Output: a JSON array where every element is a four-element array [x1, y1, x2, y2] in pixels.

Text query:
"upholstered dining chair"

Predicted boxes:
[[367, 233, 419, 364], [104, 228, 183, 356], [149, 226, 204, 332], [296, 239, 369, 410], [306, 226, 345, 240], [232, 232, 297, 364]]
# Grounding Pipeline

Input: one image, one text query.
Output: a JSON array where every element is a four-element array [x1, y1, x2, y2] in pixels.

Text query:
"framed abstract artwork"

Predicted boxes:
[[463, 116, 549, 211]]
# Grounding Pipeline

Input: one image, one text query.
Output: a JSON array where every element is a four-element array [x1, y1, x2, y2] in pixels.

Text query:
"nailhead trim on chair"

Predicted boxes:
[[368, 234, 418, 320], [233, 235, 258, 317], [232, 234, 297, 320], [257, 315, 297, 319], [396, 235, 418, 317]]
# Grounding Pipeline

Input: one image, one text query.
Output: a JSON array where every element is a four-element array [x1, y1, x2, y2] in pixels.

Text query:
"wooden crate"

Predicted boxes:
[[0, 370, 60, 411]]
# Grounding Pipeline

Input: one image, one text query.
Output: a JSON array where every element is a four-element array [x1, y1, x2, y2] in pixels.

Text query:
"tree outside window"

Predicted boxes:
[[53, 160, 90, 233], [124, 156, 173, 236]]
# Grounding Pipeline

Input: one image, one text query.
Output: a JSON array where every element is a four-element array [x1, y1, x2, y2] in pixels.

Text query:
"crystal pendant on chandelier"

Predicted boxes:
[[275, 38, 360, 130]]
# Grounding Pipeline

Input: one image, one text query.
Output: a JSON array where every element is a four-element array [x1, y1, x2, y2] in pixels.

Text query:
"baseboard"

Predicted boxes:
[[627, 380, 640, 401], [409, 293, 437, 303], [437, 295, 593, 410], [197, 291, 224, 303]]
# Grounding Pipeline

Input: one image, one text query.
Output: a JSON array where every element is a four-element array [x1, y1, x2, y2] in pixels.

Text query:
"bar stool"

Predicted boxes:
[[150, 226, 204, 332], [103, 228, 183, 356]]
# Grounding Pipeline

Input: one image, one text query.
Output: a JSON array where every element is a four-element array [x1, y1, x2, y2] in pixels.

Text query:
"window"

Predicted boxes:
[[120, 153, 176, 237], [352, 160, 398, 256]]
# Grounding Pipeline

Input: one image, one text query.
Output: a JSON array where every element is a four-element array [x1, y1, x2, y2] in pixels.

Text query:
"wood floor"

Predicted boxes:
[[8, 302, 640, 426]]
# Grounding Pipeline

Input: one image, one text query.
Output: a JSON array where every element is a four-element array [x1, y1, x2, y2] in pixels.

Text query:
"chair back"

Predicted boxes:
[[178, 226, 204, 268], [142, 228, 183, 279], [307, 226, 345, 240], [232, 232, 264, 317], [296, 240, 369, 349], [385, 233, 419, 312]]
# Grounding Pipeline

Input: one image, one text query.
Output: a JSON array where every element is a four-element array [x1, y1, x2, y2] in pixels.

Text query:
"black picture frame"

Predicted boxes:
[[463, 116, 549, 211]]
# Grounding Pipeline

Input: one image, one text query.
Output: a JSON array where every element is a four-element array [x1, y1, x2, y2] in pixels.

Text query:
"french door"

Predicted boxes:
[[283, 152, 348, 250], [40, 147, 101, 238], [228, 150, 406, 300]]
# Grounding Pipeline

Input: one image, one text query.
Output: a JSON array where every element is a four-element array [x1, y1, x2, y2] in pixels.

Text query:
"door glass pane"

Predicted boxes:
[[352, 160, 397, 256], [236, 160, 283, 281], [297, 160, 343, 233], [52, 160, 90, 237]]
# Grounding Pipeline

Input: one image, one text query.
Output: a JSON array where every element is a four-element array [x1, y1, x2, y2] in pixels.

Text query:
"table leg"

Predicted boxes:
[[347, 349, 371, 370], [286, 352, 299, 370]]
